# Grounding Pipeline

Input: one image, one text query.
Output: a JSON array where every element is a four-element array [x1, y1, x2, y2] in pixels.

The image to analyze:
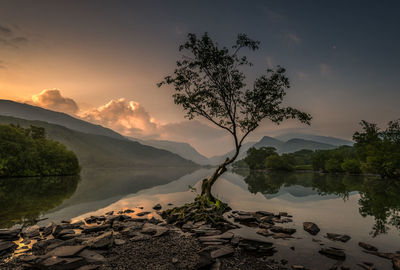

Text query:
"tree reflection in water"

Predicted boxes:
[[0, 175, 79, 228], [238, 170, 400, 236]]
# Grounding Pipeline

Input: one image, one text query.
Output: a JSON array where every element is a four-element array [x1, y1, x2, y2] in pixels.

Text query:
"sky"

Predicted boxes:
[[1, 0, 399, 156]]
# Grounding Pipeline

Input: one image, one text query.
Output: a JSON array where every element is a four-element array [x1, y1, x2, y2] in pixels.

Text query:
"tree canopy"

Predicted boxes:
[[0, 124, 81, 177]]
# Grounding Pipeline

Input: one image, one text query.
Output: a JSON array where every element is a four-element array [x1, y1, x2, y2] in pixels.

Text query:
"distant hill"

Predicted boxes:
[[0, 116, 197, 168], [211, 135, 337, 165], [253, 136, 335, 153], [131, 138, 210, 165], [208, 141, 256, 165], [0, 100, 124, 140], [275, 132, 353, 146]]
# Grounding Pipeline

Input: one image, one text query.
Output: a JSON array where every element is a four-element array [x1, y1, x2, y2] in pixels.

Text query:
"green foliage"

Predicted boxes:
[[0, 124, 81, 177], [353, 120, 400, 178], [266, 154, 294, 171], [341, 159, 361, 174], [244, 147, 277, 170]]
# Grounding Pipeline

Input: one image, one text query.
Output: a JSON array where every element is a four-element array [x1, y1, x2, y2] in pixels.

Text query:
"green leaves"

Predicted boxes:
[[0, 124, 81, 177]]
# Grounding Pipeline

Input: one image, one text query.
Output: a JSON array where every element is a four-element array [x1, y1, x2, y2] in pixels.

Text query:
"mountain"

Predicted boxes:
[[252, 136, 284, 149], [213, 135, 337, 164], [0, 115, 197, 168], [279, 138, 335, 152], [131, 138, 210, 165], [253, 136, 335, 153], [275, 132, 353, 146], [0, 100, 124, 140], [208, 141, 256, 165]]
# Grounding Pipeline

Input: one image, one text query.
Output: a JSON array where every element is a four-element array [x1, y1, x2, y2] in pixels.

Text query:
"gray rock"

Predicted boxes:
[[114, 239, 126, 246], [326, 233, 351, 242], [210, 246, 234, 258], [270, 226, 296, 235], [47, 245, 86, 257], [42, 222, 55, 236], [141, 223, 168, 237], [22, 225, 40, 238], [123, 209, 134, 213], [83, 231, 113, 249], [319, 248, 346, 260], [40, 256, 85, 270], [78, 249, 106, 264], [0, 228, 20, 240], [257, 229, 273, 237], [136, 211, 150, 217], [358, 242, 378, 251], [153, 203, 162, 210], [0, 240, 17, 254], [303, 222, 320, 235], [81, 224, 110, 234]]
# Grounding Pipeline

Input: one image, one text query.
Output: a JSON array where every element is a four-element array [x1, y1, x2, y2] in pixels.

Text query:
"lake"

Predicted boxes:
[[1, 168, 399, 269]]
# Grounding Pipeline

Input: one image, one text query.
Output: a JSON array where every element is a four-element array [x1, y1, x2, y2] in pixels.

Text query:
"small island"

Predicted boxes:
[[0, 124, 81, 178]]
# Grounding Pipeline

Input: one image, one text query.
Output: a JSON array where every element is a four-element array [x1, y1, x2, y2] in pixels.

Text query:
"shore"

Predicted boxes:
[[0, 204, 399, 270]]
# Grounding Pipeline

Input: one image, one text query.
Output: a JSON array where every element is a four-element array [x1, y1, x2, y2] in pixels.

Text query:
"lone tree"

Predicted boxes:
[[158, 33, 311, 202]]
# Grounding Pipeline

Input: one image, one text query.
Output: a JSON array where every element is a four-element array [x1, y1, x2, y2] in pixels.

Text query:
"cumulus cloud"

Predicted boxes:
[[81, 98, 159, 138], [30, 89, 79, 115]]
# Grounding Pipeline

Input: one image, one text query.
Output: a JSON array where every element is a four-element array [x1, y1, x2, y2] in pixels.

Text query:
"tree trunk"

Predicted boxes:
[[200, 146, 240, 202]]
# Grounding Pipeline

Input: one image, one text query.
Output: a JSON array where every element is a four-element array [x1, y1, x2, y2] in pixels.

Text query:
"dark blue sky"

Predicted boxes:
[[1, 0, 399, 155]]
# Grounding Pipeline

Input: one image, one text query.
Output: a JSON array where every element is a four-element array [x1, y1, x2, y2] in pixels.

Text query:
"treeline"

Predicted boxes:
[[0, 124, 81, 177], [234, 120, 400, 179]]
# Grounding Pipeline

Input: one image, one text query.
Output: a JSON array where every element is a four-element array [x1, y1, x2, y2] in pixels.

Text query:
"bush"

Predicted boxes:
[[341, 159, 361, 174], [0, 124, 81, 177]]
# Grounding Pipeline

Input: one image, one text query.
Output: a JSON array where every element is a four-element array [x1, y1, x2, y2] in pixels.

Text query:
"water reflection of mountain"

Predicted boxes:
[[42, 167, 198, 220], [237, 170, 400, 236]]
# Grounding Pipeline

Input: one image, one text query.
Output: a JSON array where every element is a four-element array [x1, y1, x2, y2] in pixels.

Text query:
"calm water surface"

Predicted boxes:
[[1, 168, 399, 269]]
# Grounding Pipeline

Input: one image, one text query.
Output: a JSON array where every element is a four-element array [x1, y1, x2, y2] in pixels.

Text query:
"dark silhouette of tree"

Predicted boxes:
[[158, 33, 311, 201]]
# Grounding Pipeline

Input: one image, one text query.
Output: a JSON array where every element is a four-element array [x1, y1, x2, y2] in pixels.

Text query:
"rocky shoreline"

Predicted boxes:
[[0, 204, 399, 270]]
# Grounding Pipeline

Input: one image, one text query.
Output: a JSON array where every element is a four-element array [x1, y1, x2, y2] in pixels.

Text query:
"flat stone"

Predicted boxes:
[[105, 211, 114, 216], [42, 223, 55, 236], [0, 240, 17, 254], [358, 242, 378, 251], [41, 256, 85, 270], [83, 231, 113, 249], [141, 223, 168, 237], [326, 233, 351, 242], [78, 249, 106, 264], [22, 225, 40, 238], [319, 248, 346, 260], [81, 224, 110, 234], [270, 226, 296, 235], [153, 203, 162, 210], [210, 246, 234, 259], [0, 229, 20, 240], [136, 211, 150, 217], [257, 229, 273, 237], [303, 222, 320, 235], [114, 239, 126, 246], [272, 233, 293, 239], [255, 211, 274, 217], [130, 233, 151, 242], [47, 245, 86, 257]]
